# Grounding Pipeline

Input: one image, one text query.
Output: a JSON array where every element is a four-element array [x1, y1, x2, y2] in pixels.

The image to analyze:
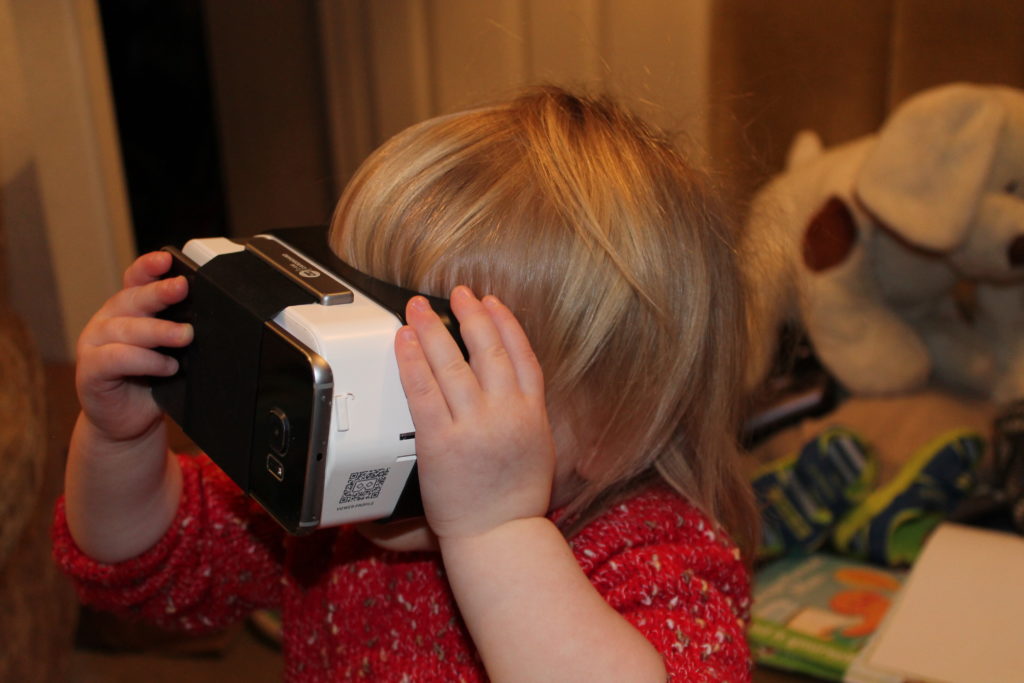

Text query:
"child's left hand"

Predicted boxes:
[[396, 288, 666, 682], [394, 287, 556, 540]]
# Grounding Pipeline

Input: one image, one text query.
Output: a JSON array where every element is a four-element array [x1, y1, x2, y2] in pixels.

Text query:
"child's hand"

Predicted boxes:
[[397, 290, 666, 682], [75, 251, 192, 445], [395, 287, 556, 540]]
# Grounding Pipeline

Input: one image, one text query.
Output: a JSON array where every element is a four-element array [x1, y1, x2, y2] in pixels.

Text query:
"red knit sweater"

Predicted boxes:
[[54, 455, 751, 681]]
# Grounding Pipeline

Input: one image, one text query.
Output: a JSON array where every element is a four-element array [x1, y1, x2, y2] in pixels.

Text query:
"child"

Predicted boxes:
[[55, 87, 757, 681]]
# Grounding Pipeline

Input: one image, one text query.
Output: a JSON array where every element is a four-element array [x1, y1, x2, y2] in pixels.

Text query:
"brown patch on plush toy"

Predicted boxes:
[[802, 197, 857, 272]]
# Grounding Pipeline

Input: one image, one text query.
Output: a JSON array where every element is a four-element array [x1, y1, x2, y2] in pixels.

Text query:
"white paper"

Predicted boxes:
[[864, 523, 1024, 683]]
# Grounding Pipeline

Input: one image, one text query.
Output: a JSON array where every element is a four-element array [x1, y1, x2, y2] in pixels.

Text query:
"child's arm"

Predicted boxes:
[[395, 288, 667, 682], [64, 251, 192, 563]]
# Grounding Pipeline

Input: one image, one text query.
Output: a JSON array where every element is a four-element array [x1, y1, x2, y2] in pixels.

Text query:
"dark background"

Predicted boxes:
[[99, 0, 226, 254]]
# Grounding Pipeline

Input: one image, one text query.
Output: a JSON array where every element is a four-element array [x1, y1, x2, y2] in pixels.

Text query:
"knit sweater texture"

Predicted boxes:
[[54, 454, 751, 681]]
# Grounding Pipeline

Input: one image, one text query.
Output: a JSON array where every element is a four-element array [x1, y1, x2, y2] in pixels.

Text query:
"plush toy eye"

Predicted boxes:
[[1005, 180, 1020, 194]]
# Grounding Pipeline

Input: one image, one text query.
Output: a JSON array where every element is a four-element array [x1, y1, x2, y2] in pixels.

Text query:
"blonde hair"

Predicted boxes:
[[329, 87, 757, 557]]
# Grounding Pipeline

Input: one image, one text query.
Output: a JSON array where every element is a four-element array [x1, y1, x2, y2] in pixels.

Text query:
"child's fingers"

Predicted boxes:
[[123, 251, 174, 289], [78, 344, 180, 390], [101, 276, 189, 320], [80, 316, 193, 353], [449, 287, 521, 395], [394, 325, 453, 429], [404, 295, 482, 417], [480, 295, 545, 397]]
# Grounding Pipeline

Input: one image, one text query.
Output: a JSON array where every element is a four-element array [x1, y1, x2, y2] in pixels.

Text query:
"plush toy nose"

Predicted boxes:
[[1011, 235, 1024, 268]]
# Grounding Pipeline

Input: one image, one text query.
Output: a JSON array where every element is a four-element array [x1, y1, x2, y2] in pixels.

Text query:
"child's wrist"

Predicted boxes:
[[436, 515, 559, 557], [75, 411, 165, 457]]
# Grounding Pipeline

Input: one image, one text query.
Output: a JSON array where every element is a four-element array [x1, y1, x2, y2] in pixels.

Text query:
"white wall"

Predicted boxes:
[[0, 0, 134, 362]]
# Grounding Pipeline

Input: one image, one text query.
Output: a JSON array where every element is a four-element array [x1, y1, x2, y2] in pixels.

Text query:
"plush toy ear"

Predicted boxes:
[[786, 130, 824, 170], [855, 84, 1005, 252]]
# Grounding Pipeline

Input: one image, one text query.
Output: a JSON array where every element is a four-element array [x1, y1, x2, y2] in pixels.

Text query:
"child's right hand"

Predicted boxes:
[[75, 251, 192, 444]]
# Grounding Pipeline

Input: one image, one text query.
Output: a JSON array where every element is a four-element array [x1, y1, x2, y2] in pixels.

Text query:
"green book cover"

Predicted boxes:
[[749, 554, 905, 681]]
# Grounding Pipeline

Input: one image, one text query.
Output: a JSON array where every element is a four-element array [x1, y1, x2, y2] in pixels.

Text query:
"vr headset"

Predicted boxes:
[[152, 225, 462, 534]]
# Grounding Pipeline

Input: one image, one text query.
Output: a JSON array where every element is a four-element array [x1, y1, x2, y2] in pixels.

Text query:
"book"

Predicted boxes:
[[749, 553, 905, 681], [844, 523, 1024, 683]]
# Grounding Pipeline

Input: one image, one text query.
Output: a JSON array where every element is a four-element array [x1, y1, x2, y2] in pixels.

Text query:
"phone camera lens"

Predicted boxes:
[[268, 407, 290, 455]]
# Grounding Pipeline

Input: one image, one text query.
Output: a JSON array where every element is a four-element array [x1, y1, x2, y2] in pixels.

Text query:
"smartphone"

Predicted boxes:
[[152, 245, 333, 533]]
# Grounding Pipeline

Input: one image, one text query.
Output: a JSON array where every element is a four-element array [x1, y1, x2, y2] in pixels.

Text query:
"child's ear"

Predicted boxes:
[[571, 442, 605, 483], [550, 406, 601, 484]]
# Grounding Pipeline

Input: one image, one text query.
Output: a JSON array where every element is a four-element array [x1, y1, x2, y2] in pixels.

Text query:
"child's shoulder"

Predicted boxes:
[[568, 485, 744, 573], [572, 488, 754, 676]]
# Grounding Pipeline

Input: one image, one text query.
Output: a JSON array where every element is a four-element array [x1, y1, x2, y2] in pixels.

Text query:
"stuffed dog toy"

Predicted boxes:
[[743, 83, 1024, 405]]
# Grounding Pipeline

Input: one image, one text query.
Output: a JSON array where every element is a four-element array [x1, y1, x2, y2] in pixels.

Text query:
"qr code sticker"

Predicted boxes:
[[339, 468, 389, 505]]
